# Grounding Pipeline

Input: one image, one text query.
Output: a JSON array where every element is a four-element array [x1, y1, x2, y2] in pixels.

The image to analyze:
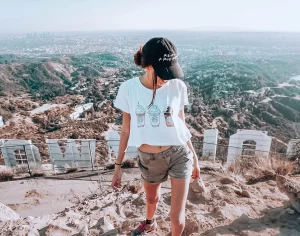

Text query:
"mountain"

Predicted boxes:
[[0, 60, 74, 98]]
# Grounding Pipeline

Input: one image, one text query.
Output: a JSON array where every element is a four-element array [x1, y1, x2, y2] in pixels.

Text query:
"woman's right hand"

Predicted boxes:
[[111, 168, 122, 190]]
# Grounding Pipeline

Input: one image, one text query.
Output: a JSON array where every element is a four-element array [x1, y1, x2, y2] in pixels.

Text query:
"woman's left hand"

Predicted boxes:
[[192, 165, 200, 179]]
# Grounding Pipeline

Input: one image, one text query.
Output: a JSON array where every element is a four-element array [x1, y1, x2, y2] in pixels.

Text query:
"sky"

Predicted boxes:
[[0, 0, 300, 34]]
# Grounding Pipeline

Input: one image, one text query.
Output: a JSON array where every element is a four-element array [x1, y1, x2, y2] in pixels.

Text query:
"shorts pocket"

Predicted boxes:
[[138, 156, 148, 171], [138, 152, 151, 165], [179, 146, 193, 161]]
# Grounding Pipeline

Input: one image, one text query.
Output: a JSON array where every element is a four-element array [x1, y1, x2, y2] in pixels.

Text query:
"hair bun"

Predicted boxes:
[[134, 50, 142, 66]]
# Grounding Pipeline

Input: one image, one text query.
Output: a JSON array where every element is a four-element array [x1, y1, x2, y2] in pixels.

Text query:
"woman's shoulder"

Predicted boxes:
[[120, 77, 139, 87], [170, 79, 187, 89]]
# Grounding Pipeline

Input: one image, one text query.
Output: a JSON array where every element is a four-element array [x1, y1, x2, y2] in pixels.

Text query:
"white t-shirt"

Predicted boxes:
[[114, 77, 192, 147]]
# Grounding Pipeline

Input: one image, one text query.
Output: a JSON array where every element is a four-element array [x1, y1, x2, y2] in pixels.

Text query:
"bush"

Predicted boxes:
[[261, 111, 280, 125], [105, 159, 137, 170], [32, 172, 45, 177], [127, 182, 143, 194], [0, 108, 12, 121], [122, 159, 136, 168], [13, 164, 29, 174], [271, 101, 300, 122], [0, 168, 13, 181], [227, 155, 296, 184], [64, 162, 78, 173]]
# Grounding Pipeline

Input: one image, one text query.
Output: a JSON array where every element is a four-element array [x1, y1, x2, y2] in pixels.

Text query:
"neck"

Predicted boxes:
[[141, 73, 154, 89], [141, 73, 166, 90]]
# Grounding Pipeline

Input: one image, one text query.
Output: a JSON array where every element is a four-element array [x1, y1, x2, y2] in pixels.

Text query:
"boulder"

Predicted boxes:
[[0, 202, 20, 222], [90, 217, 118, 236], [276, 175, 300, 213], [220, 176, 236, 185], [190, 178, 207, 193]]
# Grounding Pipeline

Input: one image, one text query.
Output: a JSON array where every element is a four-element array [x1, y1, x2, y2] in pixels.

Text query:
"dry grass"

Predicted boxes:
[[105, 159, 137, 170], [227, 154, 296, 184], [122, 159, 136, 168], [32, 172, 45, 177], [64, 162, 78, 173], [12, 164, 29, 174], [105, 163, 115, 170], [127, 183, 143, 194], [0, 168, 13, 181], [12, 163, 46, 177]]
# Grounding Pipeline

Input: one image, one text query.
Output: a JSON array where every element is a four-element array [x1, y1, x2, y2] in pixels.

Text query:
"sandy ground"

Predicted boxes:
[[0, 166, 300, 235], [0, 179, 98, 217]]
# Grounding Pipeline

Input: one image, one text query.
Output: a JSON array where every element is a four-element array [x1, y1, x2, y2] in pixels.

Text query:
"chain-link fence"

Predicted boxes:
[[0, 138, 295, 176]]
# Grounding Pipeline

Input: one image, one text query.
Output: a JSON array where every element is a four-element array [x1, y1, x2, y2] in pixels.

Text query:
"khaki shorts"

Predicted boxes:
[[137, 145, 193, 184]]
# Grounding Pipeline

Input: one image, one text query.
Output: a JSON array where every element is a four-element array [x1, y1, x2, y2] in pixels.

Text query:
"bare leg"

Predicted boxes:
[[144, 182, 161, 220], [170, 177, 190, 236]]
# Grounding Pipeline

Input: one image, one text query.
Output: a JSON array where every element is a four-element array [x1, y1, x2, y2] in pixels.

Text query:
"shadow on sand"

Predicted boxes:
[[202, 206, 300, 236]]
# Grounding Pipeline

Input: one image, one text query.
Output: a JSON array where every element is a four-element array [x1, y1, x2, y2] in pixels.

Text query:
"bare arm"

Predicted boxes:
[[178, 110, 199, 168], [115, 112, 131, 167]]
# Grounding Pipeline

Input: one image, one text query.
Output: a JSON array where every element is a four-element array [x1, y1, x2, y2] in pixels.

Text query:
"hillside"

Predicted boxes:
[[0, 54, 300, 144], [1, 32, 300, 146], [0, 60, 73, 98]]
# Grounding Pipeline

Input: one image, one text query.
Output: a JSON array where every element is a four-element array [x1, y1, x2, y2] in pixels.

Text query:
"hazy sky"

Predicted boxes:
[[1, 0, 300, 33]]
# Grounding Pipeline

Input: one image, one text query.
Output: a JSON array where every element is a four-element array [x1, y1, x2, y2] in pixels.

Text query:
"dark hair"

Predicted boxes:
[[134, 48, 157, 108]]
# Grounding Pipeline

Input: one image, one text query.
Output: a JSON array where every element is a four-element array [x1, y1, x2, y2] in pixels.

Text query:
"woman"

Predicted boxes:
[[112, 37, 200, 236]]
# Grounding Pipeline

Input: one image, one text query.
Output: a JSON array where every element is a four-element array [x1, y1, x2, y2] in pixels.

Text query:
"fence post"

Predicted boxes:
[[89, 140, 94, 171], [70, 139, 75, 163], [107, 140, 112, 162], [24, 145, 32, 176]]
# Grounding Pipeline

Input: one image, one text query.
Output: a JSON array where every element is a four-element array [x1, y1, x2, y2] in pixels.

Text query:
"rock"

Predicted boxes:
[[131, 194, 139, 199], [219, 185, 242, 195], [20, 181, 24, 184], [90, 217, 118, 235], [269, 187, 276, 193], [239, 190, 251, 198], [132, 195, 146, 207], [7, 225, 39, 236], [39, 223, 72, 235], [0, 202, 20, 222], [78, 225, 88, 236], [121, 220, 133, 232], [190, 178, 207, 193], [24, 216, 34, 220], [267, 180, 278, 186], [276, 175, 300, 213], [286, 208, 295, 215], [232, 187, 243, 195], [220, 176, 236, 185], [183, 218, 199, 235], [239, 184, 248, 190], [101, 229, 119, 236]]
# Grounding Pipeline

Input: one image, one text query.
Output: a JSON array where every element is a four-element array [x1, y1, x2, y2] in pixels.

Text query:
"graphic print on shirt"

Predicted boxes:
[[147, 105, 161, 127], [135, 102, 146, 127], [163, 105, 174, 127]]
